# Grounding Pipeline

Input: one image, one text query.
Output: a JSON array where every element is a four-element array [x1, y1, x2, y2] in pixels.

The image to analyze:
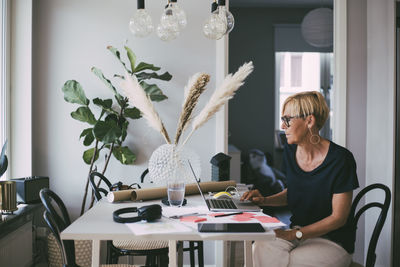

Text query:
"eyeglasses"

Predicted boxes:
[[281, 115, 306, 128]]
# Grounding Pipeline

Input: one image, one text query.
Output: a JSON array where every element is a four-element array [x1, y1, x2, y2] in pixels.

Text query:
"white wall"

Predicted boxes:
[[365, 0, 395, 266], [32, 0, 218, 219]]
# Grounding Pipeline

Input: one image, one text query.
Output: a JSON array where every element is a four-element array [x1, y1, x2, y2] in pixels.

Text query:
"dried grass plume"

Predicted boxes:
[[180, 62, 254, 147], [120, 72, 171, 144], [174, 73, 210, 144]]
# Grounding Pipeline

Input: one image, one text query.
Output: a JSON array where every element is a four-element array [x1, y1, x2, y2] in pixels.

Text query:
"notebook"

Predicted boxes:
[[188, 161, 262, 212]]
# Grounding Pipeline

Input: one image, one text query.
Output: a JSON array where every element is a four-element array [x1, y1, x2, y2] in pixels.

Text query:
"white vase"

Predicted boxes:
[[148, 144, 201, 186]]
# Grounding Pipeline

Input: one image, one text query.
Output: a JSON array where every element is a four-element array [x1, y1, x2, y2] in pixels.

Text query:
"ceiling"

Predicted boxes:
[[230, 0, 333, 8]]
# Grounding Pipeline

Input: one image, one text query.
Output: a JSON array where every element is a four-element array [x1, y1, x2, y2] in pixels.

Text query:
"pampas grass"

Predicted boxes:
[[180, 61, 254, 147], [174, 73, 210, 144], [120, 72, 171, 144]]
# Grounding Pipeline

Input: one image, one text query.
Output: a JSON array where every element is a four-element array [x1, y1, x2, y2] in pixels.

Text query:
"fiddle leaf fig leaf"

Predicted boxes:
[[62, 80, 89, 105], [134, 62, 161, 73], [107, 46, 130, 73], [121, 120, 129, 142], [112, 146, 136, 165], [79, 128, 95, 146], [124, 107, 141, 119], [91, 67, 120, 97], [136, 71, 172, 82], [140, 81, 168, 102], [83, 147, 99, 165], [80, 128, 92, 139], [93, 120, 122, 144], [71, 107, 97, 125], [93, 98, 116, 115], [0, 140, 8, 177], [125, 46, 136, 73]]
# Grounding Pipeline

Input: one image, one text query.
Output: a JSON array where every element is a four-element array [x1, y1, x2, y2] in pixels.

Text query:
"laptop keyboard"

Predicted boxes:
[[207, 198, 238, 209]]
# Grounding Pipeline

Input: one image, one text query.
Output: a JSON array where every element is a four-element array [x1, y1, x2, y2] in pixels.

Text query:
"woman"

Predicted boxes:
[[241, 91, 359, 267]]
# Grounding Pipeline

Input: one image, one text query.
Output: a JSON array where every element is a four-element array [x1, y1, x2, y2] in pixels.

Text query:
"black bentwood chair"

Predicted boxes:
[[348, 183, 391, 267], [40, 188, 138, 267], [89, 171, 169, 266]]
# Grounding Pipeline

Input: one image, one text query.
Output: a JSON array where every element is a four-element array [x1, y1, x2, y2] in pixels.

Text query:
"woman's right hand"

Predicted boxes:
[[240, 189, 265, 205]]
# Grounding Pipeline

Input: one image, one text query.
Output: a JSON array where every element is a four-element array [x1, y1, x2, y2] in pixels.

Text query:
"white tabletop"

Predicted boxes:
[[61, 195, 276, 266]]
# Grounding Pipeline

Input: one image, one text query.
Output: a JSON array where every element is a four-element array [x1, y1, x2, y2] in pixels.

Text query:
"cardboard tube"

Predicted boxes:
[[107, 180, 237, 202]]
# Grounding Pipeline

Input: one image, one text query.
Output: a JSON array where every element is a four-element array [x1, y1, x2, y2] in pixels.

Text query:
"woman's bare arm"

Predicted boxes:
[[241, 189, 288, 206], [275, 191, 353, 241]]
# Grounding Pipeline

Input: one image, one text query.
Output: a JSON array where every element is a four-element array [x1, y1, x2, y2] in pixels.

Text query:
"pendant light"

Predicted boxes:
[[129, 0, 154, 37], [203, 1, 227, 40], [301, 7, 333, 48]]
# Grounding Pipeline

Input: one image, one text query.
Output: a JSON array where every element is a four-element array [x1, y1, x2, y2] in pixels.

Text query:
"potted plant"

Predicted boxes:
[[62, 46, 171, 215]]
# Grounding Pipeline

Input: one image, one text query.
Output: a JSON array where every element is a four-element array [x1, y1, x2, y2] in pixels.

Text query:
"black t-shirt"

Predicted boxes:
[[282, 141, 359, 253]]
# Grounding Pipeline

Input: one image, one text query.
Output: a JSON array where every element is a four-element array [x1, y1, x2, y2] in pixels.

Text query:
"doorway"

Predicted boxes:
[[228, 1, 334, 183]]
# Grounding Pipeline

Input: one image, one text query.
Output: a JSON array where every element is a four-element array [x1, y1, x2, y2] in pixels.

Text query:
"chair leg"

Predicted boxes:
[[198, 241, 204, 267], [189, 241, 195, 267]]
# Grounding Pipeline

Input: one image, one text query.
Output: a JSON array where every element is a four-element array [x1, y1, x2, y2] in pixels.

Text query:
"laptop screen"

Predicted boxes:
[[187, 160, 208, 204]]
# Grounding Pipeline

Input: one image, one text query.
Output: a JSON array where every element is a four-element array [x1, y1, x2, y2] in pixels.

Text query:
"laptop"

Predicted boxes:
[[187, 161, 262, 212]]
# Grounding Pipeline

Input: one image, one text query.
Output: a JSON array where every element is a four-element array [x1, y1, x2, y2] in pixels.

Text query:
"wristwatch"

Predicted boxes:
[[293, 226, 303, 240]]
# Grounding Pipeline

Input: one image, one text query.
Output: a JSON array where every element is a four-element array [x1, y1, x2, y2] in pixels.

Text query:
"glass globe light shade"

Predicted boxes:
[[129, 9, 154, 37], [170, 2, 187, 30], [157, 6, 180, 41], [214, 6, 234, 34], [203, 13, 227, 40], [156, 23, 179, 41]]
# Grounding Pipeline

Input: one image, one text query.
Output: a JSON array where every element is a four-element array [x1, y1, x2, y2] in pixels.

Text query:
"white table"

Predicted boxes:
[[61, 196, 275, 267]]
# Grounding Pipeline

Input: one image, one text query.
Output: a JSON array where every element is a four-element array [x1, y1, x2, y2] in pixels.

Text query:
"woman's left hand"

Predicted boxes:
[[274, 228, 296, 241]]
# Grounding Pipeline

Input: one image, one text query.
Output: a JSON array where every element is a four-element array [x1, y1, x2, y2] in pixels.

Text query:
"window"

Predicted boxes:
[[275, 52, 333, 139], [0, 0, 9, 179]]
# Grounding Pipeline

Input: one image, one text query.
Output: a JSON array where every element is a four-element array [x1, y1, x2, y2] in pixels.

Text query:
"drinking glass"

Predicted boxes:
[[167, 181, 185, 207]]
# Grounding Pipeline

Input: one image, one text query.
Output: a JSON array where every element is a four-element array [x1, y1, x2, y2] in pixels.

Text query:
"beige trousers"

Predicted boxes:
[[253, 237, 352, 267]]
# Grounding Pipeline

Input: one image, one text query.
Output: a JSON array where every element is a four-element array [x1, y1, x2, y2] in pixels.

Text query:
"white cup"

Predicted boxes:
[[167, 182, 185, 207]]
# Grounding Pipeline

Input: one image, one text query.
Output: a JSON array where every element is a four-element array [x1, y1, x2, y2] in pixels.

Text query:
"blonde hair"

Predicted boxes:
[[282, 91, 329, 130]]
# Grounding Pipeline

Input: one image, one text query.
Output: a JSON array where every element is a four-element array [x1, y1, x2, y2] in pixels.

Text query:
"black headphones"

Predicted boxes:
[[113, 204, 162, 223]]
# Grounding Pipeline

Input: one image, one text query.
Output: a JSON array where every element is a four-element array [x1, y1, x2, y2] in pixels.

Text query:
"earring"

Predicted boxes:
[[308, 127, 320, 145]]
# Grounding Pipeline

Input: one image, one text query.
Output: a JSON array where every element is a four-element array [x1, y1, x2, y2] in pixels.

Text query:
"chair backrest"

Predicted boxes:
[[89, 171, 112, 201], [349, 183, 391, 267], [40, 188, 78, 267]]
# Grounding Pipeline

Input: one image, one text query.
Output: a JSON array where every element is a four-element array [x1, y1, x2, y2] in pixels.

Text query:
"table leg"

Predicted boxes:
[[169, 240, 177, 267], [92, 240, 100, 267], [244, 240, 253, 267]]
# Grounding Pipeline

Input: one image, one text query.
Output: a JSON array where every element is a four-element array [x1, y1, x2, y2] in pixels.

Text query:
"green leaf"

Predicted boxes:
[[124, 46, 136, 73], [140, 81, 168, 102], [134, 62, 161, 73], [136, 71, 172, 82], [107, 46, 130, 73], [93, 98, 116, 115], [121, 120, 129, 142], [62, 80, 89, 106], [79, 128, 92, 139], [112, 146, 136, 165], [93, 120, 122, 144], [71, 107, 97, 125], [83, 147, 99, 165], [91, 67, 119, 96], [79, 128, 95, 146], [0, 140, 8, 177], [124, 107, 141, 119]]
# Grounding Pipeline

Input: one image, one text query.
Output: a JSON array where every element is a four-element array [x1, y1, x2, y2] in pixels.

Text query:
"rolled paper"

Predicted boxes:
[[107, 180, 237, 203], [107, 189, 134, 203]]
